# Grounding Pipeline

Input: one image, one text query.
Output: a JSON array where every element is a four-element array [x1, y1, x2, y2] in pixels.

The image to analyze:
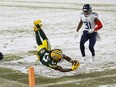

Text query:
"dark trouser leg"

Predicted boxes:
[[80, 33, 88, 57], [39, 29, 48, 40], [89, 32, 97, 56], [38, 29, 51, 50], [35, 29, 48, 45], [80, 43, 85, 57], [35, 32, 42, 45]]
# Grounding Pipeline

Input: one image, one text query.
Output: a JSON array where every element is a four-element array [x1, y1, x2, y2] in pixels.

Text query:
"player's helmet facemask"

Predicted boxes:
[[50, 49, 63, 62], [83, 4, 92, 17]]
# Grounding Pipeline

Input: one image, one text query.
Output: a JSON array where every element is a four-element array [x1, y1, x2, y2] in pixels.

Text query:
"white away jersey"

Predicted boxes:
[[80, 12, 98, 30]]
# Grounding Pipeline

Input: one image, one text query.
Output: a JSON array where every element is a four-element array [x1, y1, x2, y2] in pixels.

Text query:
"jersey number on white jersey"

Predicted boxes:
[[84, 21, 92, 29]]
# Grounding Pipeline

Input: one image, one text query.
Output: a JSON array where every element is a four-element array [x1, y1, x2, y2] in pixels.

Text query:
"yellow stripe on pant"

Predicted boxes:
[[38, 39, 51, 51]]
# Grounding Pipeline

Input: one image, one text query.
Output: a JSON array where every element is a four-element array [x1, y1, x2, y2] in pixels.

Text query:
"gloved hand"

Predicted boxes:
[[88, 29, 94, 34], [33, 19, 42, 29], [71, 62, 80, 71], [70, 60, 78, 65]]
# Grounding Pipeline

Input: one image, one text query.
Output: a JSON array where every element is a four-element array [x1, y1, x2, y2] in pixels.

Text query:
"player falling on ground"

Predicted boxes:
[[76, 4, 103, 60], [33, 20, 80, 72]]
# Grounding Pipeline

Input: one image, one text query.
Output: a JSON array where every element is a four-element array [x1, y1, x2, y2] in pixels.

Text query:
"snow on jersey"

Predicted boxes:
[[80, 12, 98, 30]]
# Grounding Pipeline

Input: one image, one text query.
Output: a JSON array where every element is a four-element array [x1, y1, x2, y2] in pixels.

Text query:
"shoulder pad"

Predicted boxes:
[[80, 13, 84, 18], [92, 12, 98, 17]]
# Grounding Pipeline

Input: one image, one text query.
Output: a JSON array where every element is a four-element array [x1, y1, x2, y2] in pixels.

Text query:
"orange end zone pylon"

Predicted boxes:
[[28, 66, 35, 87]]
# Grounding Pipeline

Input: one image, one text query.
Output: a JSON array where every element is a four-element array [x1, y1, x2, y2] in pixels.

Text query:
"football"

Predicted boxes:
[[0, 52, 4, 60]]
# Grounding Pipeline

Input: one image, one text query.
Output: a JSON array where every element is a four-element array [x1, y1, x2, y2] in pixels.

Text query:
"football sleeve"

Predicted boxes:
[[94, 20, 103, 31]]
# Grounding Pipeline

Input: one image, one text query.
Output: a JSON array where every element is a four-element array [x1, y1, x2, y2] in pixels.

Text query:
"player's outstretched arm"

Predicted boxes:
[[52, 54, 80, 72], [62, 54, 80, 65], [53, 63, 80, 72]]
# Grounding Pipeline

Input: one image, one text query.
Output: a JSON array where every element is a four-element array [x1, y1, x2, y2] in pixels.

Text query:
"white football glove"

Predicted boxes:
[[88, 29, 94, 34]]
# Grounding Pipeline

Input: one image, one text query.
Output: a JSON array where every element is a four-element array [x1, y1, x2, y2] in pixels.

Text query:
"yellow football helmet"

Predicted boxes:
[[50, 49, 63, 61]]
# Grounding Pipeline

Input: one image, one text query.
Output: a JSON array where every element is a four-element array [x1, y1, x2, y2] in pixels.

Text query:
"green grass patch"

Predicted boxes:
[[0, 67, 115, 87], [3, 54, 23, 61], [35, 69, 116, 87], [0, 67, 28, 84], [50, 76, 116, 87], [27, 50, 37, 55], [2, 50, 37, 61]]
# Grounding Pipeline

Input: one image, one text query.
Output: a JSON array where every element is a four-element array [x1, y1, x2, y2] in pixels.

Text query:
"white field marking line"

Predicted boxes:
[[37, 74, 116, 87], [0, 77, 28, 87]]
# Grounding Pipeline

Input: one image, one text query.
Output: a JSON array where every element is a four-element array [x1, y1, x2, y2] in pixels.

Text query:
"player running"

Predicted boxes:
[[76, 4, 103, 59], [33, 20, 80, 72]]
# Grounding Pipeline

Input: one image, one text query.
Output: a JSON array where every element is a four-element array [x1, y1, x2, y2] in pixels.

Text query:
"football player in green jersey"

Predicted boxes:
[[33, 19, 80, 72]]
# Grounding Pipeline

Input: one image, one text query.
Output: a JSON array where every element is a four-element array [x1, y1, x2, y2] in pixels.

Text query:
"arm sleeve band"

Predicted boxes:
[[94, 20, 103, 31]]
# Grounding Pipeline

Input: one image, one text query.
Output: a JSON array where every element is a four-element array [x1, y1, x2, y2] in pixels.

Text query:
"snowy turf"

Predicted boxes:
[[0, 0, 116, 79]]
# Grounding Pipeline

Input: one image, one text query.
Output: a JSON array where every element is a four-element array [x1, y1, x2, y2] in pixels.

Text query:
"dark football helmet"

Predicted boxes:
[[0, 52, 4, 60], [82, 4, 92, 16]]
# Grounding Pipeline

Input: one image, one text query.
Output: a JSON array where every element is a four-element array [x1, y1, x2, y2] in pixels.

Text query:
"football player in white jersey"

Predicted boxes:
[[76, 4, 103, 59]]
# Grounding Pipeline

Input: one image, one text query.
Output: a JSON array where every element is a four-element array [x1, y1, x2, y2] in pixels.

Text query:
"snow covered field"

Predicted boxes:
[[0, 0, 116, 81]]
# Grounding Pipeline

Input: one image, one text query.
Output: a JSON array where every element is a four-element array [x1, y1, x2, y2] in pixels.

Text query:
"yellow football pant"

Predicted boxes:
[[38, 40, 51, 51]]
